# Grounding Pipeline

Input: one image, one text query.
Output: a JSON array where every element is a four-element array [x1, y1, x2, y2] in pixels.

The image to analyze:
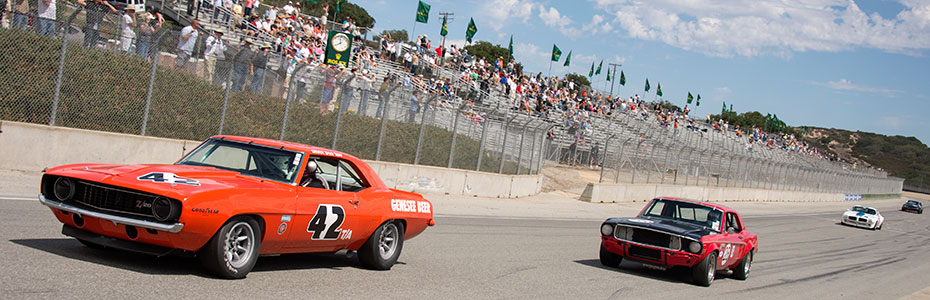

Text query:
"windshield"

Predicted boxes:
[[906, 200, 920, 205], [177, 139, 303, 183], [851, 206, 877, 215], [640, 199, 723, 231]]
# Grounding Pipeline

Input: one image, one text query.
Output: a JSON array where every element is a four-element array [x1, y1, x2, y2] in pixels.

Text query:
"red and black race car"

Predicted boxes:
[[599, 197, 758, 286]]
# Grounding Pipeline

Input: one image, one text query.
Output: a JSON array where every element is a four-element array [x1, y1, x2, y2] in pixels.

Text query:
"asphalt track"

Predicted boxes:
[[2, 196, 929, 300]]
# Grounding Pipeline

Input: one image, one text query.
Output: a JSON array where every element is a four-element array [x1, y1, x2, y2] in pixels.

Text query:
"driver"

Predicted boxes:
[[300, 161, 329, 190]]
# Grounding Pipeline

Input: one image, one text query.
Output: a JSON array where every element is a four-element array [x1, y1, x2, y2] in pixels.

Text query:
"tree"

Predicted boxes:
[[564, 73, 590, 88], [653, 100, 681, 113], [462, 41, 512, 65], [282, 0, 375, 29], [377, 29, 408, 42]]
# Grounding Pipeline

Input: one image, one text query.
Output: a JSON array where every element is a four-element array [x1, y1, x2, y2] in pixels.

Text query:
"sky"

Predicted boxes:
[[354, 0, 930, 144]]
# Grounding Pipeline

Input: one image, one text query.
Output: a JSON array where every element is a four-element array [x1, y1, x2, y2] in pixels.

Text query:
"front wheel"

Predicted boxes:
[[198, 217, 262, 279], [692, 252, 717, 287], [358, 221, 404, 270], [731, 251, 752, 280], [599, 244, 622, 268]]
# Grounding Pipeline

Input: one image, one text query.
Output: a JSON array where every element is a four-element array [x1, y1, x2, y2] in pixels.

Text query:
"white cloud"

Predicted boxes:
[[514, 42, 546, 62], [810, 78, 905, 97], [538, 6, 582, 36], [480, 0, 540, 31], [592, 0, 930, 57], [714, 87, 732, 100]]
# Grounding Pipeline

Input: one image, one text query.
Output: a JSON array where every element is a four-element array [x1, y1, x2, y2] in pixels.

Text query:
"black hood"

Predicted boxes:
[[903, 203, 921, 208], [605, 216, 717, 241]]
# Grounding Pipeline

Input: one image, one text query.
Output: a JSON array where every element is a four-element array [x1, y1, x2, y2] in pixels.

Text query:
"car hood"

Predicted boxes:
[[47, 163, 291, 200], [843, 211, 878, 219], [605, 217, 717, 240], [903, 203, 921, 208]]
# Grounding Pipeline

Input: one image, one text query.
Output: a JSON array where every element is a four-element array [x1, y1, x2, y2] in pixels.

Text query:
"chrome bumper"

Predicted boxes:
[[39, 194, 184, 233]]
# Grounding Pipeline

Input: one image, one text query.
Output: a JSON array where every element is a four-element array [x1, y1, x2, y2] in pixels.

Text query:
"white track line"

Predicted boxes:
[[0, 196, 36, 201]]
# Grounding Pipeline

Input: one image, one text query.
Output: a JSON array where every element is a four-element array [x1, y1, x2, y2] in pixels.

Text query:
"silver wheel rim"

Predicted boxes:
[[378, 223, 399, 260], [744, 254, 751, 275], [707, 256, 716, 282], [224, 222, 255, 269]]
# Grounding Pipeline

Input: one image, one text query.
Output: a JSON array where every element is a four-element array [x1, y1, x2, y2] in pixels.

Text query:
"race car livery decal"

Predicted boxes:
[[137, 172, 200, 186], [307, 204, 347, 240], [309, 149, 344, 158], [391, 199, 431, 214], [720, 243, 735, 265]]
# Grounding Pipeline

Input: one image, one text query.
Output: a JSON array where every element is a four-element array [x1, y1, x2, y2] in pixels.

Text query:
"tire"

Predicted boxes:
[[358, 221, 404, 270], [198, 217, 262, 279], [692, 252, 717, 287], [76, 238, 107, 250], [731, 251, 752, 280], [599, 244, 622, 268]]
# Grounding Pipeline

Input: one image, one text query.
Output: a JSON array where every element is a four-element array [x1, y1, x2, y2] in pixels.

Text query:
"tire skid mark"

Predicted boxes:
[[731, 257, 908, 293]]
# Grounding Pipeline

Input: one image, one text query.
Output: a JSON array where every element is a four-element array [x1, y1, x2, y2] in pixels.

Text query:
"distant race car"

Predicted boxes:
[[39, 136, 434, 278], [841, 205, 884, 230], [901, 200, 923, 214], [599, 197, 758, 287]]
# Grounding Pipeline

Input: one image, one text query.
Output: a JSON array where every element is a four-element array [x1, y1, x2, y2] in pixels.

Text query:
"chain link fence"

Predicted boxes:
[[0, 4, 542, 175], [0, 1, 905, 190]]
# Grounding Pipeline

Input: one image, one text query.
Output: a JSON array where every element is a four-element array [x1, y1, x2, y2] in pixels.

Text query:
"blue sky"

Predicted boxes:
[[355, 0, 930, 144]]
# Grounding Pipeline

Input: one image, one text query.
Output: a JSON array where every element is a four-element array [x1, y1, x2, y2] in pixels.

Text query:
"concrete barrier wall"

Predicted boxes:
[[580, 182, 848, 203], [0, 121, 541, 198]]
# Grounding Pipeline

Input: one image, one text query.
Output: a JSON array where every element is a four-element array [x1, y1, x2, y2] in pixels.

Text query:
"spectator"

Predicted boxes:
[[231, 0, 243, 27], [11, 0, 28, 30], [406, 90, 419, 123], [203, 28, 226, 83], [175, 19, 200, 70], [1, 0, 9, 27], [358, 70, 373, 115], [339, 68, 356, 113], [376, 76, 390, 118], [319, 63, 339, 113], [250, 42, 270, 94], [232, 38, 254, 92], [34, 0, 57, 36], [119, 7, 136, 53], [81, 0, 116, 47], [135, 13, 158, 60], [590, 141, 599, 168]]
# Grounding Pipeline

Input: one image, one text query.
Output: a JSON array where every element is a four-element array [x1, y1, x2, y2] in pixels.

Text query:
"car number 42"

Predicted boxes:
[[307, 204, 352, 240]]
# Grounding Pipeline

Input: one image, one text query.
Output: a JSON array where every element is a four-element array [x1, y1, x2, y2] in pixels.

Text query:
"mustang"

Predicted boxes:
[[901, 200, 923, 214], [841, 205, 884, 230], [599, 197, 758, 287], [39, 136, 434, 278]]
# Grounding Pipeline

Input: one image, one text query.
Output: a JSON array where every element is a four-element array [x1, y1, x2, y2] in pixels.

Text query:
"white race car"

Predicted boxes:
[[841, 205, 884, 230]]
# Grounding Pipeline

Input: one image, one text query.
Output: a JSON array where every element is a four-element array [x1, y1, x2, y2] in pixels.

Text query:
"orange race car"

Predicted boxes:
[[38, 136, 435, 278]]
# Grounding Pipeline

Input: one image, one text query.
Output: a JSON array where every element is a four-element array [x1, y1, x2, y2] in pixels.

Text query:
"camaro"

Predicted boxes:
[[841, 205, 884, 230], [599, 197, 758, 287], [901, 200, 923, 214], [39, 136, 434, 278]]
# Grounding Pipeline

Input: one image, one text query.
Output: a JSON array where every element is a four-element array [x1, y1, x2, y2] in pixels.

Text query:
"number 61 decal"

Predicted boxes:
[[307, 204, 351, 240]]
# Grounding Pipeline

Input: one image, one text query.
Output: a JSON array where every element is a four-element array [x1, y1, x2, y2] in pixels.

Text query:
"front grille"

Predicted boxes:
[[847, 216, 857, 221], [858, 217, 868, 222], [629, 245, 663, 261], [632, 228, 672, 248], [74, 181, 158, 219]]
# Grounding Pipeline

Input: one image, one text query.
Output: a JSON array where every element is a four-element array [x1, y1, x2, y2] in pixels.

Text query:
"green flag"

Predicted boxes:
[[563, 50, 571, 67], [619, 71, 625, 85], [730, 104, 734, 116], [656, 83, 663, 97], [687, 92, 693, 104], [595, 60, 603, 75], [415, 1, 430, 23], [589, 62, 595, 77], [696, 94, 701, 106], [508, 35, 513, 58], [440, 16, 448, 36], [551, 44, 562, 62], [644, 79, 650, 92], [335, 0, 345, 13], [465, 18, 477, 43], [606, 70, 611, 81]]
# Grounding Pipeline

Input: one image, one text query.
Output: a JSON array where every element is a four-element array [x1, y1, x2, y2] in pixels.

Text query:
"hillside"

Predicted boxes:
[[800, 127, 930, 190]]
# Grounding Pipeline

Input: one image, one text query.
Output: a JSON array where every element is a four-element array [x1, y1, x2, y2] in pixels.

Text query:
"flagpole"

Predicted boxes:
[[548, 60, 553, 78]]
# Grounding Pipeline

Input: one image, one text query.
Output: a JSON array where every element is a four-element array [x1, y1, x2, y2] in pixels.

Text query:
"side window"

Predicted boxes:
[[337, 160, 369, 192], [726, 213, 742, 233]]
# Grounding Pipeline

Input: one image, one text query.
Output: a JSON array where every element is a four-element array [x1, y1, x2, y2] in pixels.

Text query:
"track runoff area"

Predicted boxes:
[[2, 192, 929, 299]]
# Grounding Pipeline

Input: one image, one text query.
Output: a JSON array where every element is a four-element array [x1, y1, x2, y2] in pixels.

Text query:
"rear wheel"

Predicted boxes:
[[692, 252, 717, 287], [198, 217, 262, 279], [358, 221, 404, 270], [599, 244, 622, 268], [731, 251, 752, 280]]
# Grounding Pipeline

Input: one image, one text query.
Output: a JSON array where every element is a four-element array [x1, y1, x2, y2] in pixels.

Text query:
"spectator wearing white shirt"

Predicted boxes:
[[35, 0, 55, 36], [119, 7, 136, 53], [175, 20, 200, 70], [203, 29, 226, 84]]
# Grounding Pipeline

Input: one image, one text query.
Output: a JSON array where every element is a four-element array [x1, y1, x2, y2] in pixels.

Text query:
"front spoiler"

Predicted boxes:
[[39, 194, 185, 233], [62, 225, 186, 257]]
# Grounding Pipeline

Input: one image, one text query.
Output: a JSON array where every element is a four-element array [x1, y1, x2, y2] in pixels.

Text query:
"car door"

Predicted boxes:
[[719, 212, 746, 269], [330, 160, 382, 248], [287, 158, 359, 252]]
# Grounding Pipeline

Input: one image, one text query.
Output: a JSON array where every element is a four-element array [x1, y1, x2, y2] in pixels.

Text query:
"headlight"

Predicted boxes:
[[688, 241, 702, 254], [601, 223, 614, 236], [669, 236, 681, 250], [53, 177, 75, 201], [151, 197, 178, 222]]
